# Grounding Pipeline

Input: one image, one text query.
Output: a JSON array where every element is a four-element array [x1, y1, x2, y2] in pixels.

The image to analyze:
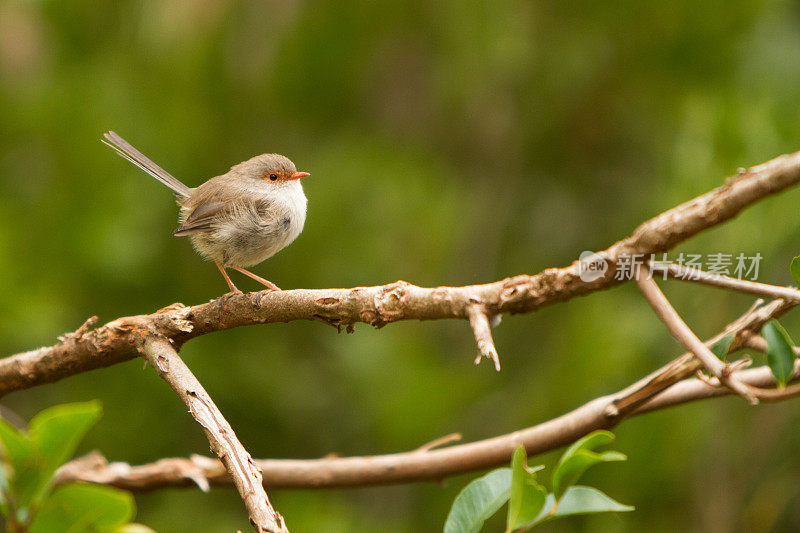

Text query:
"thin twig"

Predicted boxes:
[[637, 362, 800, 408], [740, 333, 800, 357], [653, 262, 800, 301], [634, 261, 759, 404], [416, 433, 463, 452], [140, 338, 288, 533]]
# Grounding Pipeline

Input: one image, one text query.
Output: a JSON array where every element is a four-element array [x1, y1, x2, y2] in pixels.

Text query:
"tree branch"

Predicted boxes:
[[140, 338, 288, 533], [3, 149, 800, 397], [54, 297, 797, 492], [54, 358, 799, 491]]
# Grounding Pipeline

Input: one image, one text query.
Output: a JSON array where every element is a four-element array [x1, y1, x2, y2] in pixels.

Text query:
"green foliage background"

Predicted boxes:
[[2, 1, 800, 531]]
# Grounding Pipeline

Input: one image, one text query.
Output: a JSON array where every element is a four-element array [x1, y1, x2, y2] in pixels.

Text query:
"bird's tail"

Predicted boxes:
[[102, 131, 192, 198]]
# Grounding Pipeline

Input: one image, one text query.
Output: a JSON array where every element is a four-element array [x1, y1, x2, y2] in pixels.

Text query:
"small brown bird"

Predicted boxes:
[[102, 132, 310, 293]]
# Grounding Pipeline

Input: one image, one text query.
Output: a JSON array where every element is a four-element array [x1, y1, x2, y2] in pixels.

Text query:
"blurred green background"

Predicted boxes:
[[2, 0, 800, 531]]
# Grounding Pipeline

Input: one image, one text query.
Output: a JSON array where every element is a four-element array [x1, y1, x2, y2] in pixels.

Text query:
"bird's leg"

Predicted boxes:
[[215, 260, 242, 294], [230, 266, 281, 291]]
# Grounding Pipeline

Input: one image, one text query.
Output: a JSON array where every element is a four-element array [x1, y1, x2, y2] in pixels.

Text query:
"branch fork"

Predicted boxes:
[[6, 148, 800, 525], [633, 260, 800, 405]]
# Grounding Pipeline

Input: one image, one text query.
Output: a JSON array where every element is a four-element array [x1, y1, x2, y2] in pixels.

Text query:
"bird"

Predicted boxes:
[[102, 131, 310, 294]]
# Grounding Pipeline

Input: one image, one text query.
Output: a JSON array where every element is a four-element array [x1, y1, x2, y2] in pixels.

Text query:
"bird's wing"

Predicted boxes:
[[173, 193, 278, 237], [173, 200, 227, 236]]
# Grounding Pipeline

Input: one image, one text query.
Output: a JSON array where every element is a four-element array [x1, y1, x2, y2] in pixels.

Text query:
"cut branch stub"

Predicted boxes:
[[467, 303, 501, 371]]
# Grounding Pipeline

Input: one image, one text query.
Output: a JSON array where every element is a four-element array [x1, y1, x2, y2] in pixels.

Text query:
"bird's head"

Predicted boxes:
[[233, 153, 310, 188]]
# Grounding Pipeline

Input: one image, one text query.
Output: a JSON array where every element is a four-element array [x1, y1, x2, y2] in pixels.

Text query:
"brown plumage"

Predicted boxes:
[[102, 132, 310, 293]]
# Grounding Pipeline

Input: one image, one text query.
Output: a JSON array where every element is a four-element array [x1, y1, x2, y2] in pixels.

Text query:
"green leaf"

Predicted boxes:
[[709, 334, 735, 362], [28, 483, 134, 533], [790, 256, 800, 286], [507, 447, 526, 531], [552, 449, 626, 501], [763, 320, 796, 388], [13, 468, 52, 512], [0, 418, 32, 470], [30, 401, 102, 471], [552, 431, 625, 501], [0, 419, 42, 513], [556, 430, 615, 469], [511, 483, 547, 530], [0, 462, 10, 517], [444, 468, 512, 533], [10, 401, 105, 511], [527, 486, 634, 527], [506, 447, 546, 533]]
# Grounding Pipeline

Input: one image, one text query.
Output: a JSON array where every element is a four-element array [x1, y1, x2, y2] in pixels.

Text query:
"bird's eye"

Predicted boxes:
[[269, 173, 278, 181]]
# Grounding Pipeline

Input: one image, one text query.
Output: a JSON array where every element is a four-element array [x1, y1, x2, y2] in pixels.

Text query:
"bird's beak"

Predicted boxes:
[[290, 171, 310, 180]]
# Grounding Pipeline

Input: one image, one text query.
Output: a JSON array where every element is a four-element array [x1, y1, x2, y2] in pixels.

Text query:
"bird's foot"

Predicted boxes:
[[215, 260, 243, 294], [230, 266, 281, 292]]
